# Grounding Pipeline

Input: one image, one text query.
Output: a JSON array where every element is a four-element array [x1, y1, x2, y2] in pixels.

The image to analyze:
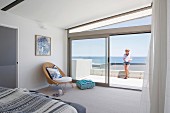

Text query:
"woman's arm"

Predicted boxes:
[[128, 55, 132, 62], [123, 54, 126, 62]]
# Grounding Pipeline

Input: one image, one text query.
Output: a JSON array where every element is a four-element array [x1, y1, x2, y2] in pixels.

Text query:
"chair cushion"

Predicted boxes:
[[46, 68, 62, 80], [54, 77, 72, 83]]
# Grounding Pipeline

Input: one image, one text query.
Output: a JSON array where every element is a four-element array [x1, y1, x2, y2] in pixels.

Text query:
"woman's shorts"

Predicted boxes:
[[124, 62, 130, 65]]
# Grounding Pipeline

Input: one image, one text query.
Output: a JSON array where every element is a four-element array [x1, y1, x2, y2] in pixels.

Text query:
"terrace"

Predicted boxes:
[[72, 59, 145, 90]]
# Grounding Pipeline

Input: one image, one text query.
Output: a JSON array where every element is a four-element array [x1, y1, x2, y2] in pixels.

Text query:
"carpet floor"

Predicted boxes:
[[38, 85, 142, 113]]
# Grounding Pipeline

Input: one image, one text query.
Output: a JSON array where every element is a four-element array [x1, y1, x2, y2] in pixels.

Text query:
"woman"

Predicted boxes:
[[123, 49, 131, 79]]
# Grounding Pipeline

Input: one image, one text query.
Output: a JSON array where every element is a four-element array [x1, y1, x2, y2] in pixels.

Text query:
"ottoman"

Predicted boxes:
[[76, 80, 95, 90]]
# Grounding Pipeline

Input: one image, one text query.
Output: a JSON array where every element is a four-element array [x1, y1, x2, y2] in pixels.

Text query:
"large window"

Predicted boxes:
[[71, 38, 108, 84], [68, 8, 151, 90], [109, 33, 151, 89], [69, 7, 152, 33], [92, 16, 151, 31]]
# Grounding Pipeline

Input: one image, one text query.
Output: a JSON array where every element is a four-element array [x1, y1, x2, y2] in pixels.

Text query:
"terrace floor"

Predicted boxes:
[[78, 75, 143, 90]]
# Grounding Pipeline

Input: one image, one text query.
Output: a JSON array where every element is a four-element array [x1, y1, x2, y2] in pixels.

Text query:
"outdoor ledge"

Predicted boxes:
[[90, 69, 144, 79]]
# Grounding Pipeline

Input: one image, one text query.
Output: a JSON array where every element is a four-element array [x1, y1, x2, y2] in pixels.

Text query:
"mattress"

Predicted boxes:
[[0, 87, 78, 113]]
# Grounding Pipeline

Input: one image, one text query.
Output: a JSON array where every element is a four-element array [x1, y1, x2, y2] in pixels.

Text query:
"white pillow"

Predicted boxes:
[[47, 68, 62, 79]]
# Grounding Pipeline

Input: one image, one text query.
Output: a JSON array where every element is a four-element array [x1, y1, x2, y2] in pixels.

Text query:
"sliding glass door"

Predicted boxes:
[[109, 33, 151, 89], [70, 37, 109, 86], [69, 33, 151, 90], [68, 24, 151, 90]]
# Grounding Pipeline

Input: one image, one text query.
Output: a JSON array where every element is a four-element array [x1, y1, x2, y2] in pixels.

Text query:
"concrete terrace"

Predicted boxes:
[[77, 75, 143, 90], [72, 59, 145, 90]]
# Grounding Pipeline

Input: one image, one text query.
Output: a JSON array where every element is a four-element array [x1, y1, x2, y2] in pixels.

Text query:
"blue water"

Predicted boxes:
[[73, 56, 146, 64]]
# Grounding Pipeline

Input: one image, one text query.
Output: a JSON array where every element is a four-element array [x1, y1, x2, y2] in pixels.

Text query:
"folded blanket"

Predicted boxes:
[[29, 90, 86, 113], [0, 87, 77, 113]]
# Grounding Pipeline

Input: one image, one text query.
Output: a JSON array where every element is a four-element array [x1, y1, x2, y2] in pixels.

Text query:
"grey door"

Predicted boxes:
[[0, 25, 17, 88]]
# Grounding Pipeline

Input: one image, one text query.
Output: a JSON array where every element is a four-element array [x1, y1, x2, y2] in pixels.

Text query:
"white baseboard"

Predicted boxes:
[[30, 84, 49, 91]]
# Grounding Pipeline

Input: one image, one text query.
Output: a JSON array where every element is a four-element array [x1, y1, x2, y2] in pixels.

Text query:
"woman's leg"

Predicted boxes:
[[127, 65, 129, 77], [124, 65, 128, 79]]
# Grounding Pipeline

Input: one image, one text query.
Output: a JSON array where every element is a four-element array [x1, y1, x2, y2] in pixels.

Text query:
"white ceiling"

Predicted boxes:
[[1, 0, 152, 29], [0, 0, 15, 9]]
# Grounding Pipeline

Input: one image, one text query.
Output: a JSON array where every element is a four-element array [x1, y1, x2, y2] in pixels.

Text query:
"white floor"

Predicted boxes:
[[38, 86, 142, 113], [78, 75, 143, 90]]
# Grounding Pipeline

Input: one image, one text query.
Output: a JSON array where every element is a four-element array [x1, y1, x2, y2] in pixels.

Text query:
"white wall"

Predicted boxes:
[[72, 59, 92, 79], [0, 11, 67, 89]]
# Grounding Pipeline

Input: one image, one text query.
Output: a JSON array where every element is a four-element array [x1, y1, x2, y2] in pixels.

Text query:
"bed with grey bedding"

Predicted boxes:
[[0, 87, 86, 113]]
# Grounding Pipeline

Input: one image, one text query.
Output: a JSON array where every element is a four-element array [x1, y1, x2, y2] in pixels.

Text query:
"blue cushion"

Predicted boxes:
[[76, 80, 95, 90], [46, 68, 62, 80]]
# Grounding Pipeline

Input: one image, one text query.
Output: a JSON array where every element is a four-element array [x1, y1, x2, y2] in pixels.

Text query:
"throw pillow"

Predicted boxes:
[[46, 68, 62, 80]]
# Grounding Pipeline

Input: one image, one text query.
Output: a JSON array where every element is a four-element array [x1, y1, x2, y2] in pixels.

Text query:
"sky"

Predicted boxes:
[[72, 16, 151, 57]]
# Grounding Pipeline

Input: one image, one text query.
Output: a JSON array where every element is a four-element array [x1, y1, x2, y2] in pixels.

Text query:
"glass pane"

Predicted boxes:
[[71, 38, 107, 83], [92, 16, 151, 31], [109, 33, 151, 89], [69, 8, 152, 33]]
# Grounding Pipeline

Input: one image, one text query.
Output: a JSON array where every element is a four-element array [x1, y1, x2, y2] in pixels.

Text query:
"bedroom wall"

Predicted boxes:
[[0, 11, 67, 89]]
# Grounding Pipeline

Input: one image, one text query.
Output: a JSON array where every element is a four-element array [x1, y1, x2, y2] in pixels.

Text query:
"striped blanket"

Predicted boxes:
[[0, 87, 77, 113]]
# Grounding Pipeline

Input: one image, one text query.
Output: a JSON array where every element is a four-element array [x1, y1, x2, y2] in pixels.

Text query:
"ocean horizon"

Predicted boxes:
[[73, 56, 147, 64]]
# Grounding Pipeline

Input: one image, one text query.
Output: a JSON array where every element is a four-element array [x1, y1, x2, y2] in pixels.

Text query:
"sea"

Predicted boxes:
[[72, 56, 147, 64]]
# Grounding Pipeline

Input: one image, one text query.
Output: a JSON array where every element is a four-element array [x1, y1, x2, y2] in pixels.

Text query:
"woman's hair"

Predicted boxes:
[[125, 49, 130, 52]]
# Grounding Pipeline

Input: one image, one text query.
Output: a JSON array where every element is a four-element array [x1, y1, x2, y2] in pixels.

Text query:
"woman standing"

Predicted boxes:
[[123, 49, 131, 79]]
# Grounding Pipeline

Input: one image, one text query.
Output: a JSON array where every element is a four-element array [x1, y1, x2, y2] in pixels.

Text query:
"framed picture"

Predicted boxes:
[[35, 35, 51, 56]]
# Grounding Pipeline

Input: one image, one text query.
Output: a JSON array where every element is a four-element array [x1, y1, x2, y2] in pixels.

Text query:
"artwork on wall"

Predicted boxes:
[[35, 35, 51, 56]]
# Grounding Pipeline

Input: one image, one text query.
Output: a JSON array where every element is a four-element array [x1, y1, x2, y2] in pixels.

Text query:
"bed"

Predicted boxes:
[[0, 87, 86, 113]]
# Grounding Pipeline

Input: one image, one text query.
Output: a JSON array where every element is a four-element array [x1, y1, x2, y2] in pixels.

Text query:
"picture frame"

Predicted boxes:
[[35, 35, 51, 56]]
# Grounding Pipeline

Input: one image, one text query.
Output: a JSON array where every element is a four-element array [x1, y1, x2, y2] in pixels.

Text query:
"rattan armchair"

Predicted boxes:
[[42, 62, 73, 88]]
